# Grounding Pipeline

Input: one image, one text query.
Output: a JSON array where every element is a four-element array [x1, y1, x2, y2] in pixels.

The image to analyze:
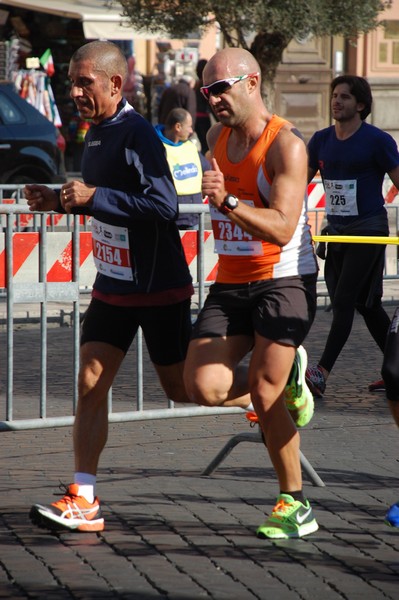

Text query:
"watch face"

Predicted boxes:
[[225, 195, 238, 209]]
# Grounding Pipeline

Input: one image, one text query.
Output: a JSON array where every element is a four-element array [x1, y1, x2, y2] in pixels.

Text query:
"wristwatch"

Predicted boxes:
[[219, 194, 239, 215]]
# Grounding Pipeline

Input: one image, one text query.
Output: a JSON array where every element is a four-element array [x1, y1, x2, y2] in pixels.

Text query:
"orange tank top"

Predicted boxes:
[[212, 114, 316, 283]]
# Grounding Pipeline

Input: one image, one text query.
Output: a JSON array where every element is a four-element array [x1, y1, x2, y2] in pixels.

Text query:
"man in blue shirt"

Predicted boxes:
[[306, 75, 399, 400], [25, 40, 193, 533], [305, 75, 399, 528]]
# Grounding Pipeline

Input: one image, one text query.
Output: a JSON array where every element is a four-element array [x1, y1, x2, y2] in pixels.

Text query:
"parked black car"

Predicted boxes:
[[0, 82, 66, 184]]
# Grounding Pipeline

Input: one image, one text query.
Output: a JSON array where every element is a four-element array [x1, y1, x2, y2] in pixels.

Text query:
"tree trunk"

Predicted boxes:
[[250, 31, 290, 111]]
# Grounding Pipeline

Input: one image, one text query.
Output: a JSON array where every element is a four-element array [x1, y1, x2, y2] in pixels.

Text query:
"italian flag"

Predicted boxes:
[[40, 48, 55, 77]]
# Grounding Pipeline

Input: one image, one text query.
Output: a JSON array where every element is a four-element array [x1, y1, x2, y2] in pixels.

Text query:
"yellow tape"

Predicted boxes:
[[312, 235, 399, 245]]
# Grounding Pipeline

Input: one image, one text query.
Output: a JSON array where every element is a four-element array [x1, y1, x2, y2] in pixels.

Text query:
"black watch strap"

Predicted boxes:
[[219, 194, 239, 214]]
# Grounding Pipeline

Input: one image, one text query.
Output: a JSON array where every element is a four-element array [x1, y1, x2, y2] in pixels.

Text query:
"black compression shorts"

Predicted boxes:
[[81, 297, 192, 366]]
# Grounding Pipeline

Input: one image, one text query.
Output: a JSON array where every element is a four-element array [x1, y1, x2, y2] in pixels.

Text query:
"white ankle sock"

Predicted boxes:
[[74, 472, 96, 503], [246, 402, 255, 411]]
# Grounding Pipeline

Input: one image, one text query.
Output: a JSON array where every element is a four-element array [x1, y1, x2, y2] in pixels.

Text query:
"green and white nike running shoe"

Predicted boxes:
[[257, 493, 319, 539], [285, 345, 314, 428]]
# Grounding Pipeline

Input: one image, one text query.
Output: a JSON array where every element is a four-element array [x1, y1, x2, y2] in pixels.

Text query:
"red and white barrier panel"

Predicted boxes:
[[0, 232, 94, 288], [0, 180, 397, 288], [179, 230, 218, 282], [0, 231, 219, 288]]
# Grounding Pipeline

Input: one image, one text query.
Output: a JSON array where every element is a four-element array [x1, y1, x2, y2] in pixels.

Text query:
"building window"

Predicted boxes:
[[379, 42, 388, 62], [384, 20, 399, 39], [372, 20, 399, 71]]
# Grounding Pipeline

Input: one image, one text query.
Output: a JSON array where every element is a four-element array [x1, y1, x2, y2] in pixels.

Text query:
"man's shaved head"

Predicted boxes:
[[71, 40, 128, 84], [203, 48, 260, 82]]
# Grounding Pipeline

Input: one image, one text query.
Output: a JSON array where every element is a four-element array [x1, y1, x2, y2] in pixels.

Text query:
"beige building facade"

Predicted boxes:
[[275, 1, 399, 142], [144, 1, 399, 142], [352, 1, 399, 144], [1, 0, 398, 140]]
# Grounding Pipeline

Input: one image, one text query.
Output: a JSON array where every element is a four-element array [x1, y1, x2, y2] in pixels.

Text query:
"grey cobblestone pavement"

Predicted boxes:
[[0, 304, 398, 599]]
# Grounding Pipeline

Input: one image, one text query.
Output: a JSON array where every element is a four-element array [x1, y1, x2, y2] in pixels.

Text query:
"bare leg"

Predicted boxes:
[[183, 335, 253, 408], [74, 341, 125, 475], [388, 400, 399, 427], [249, 337, 300, 491], [185, 333, 301, 491], [155, 360, 192, 403]]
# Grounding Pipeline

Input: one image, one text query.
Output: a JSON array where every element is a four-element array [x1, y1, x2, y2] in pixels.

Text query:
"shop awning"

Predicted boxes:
[[0, 0, 161, 40]]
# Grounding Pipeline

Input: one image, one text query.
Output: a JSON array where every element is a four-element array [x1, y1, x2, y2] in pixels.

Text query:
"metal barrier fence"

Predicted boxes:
[[0, 182, 398, 432], [0, 199, 243, 432]]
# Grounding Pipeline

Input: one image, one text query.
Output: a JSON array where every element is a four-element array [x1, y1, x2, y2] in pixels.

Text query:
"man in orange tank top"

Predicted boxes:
[[183, 48, 319, 539]]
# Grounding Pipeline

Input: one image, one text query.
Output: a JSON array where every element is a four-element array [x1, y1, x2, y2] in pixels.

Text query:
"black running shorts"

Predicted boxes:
[[81, 297, 192, 366], [191, 274, 317, 347]]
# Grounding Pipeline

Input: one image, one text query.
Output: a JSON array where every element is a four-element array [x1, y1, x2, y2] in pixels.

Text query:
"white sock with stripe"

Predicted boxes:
[[74, 472, 96, 504]]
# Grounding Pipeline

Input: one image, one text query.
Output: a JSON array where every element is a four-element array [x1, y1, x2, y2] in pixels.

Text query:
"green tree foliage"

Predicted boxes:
[[117, 0, 391, 101]]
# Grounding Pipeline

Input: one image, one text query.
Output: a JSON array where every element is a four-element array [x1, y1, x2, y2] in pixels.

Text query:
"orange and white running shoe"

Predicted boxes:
[[29, 483, 104, 532]]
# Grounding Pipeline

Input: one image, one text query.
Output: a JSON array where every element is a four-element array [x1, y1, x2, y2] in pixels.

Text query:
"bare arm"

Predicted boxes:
[[202, 127, 308, 247]]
